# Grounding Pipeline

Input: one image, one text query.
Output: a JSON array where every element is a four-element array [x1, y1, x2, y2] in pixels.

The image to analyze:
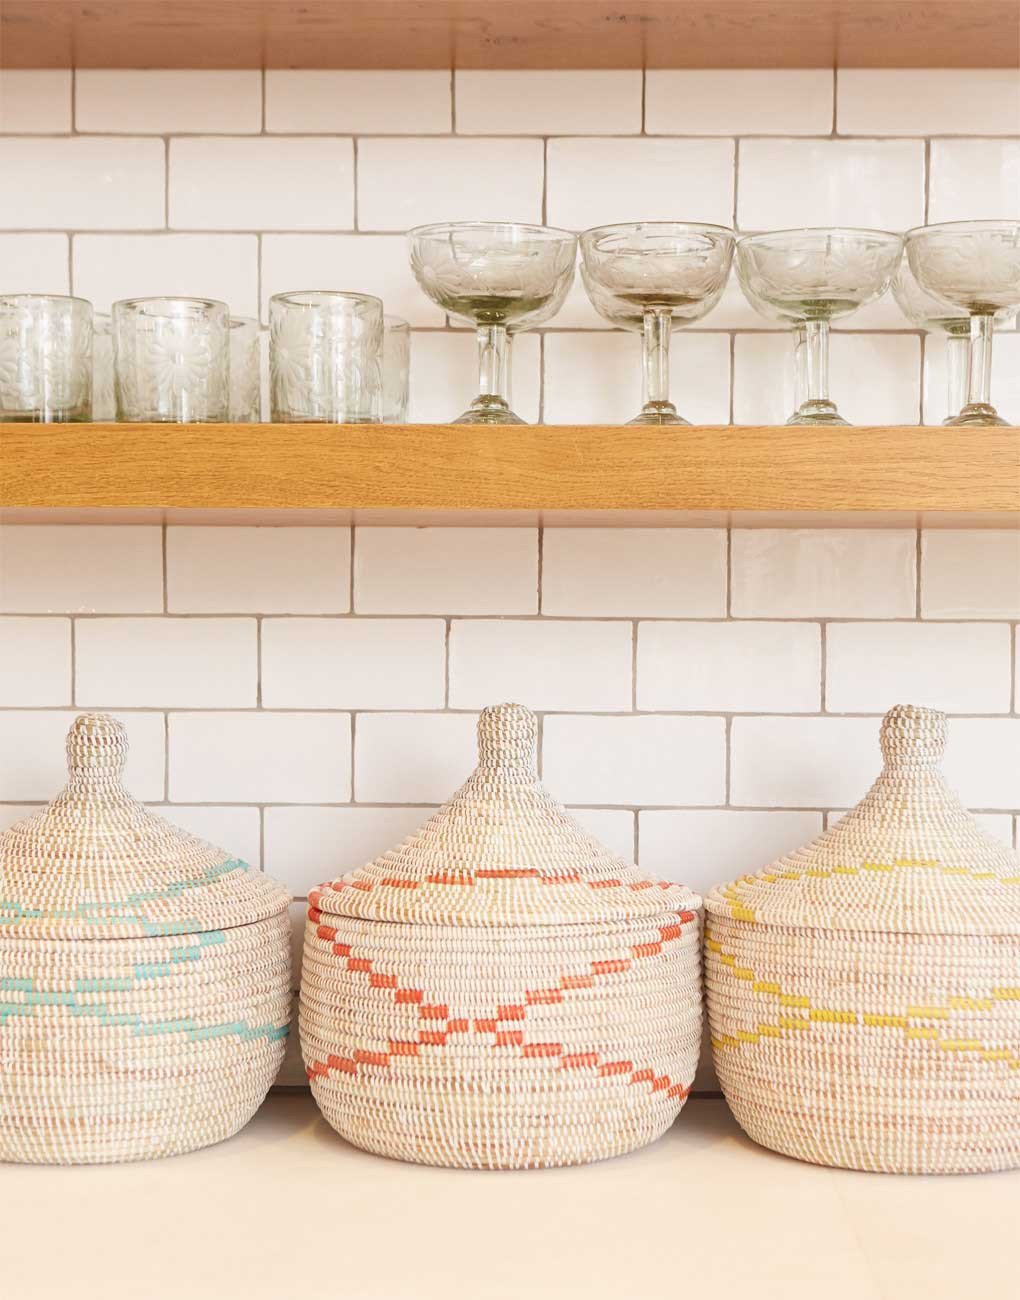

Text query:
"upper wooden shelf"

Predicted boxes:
[[1, 423, 1017, 515], [2, 1, 1017, 69]]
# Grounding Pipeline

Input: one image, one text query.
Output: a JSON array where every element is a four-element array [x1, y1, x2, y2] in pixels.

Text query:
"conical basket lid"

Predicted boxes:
[[0, 713, 290, 939], [313, 703, 698, 927], [706, 705, 1020, 937]]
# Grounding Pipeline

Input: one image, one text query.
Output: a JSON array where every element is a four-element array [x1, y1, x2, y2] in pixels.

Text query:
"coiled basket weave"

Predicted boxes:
[[301, 702, 702, 1169], [705, 704, 1020, 1175], [0, 713, 292, 1164]]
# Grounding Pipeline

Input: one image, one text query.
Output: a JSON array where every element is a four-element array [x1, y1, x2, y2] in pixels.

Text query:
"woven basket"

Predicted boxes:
[[300, 702, 702, 1169], [0, 713, 292, 1165], [705, 704, 1020, 1175]]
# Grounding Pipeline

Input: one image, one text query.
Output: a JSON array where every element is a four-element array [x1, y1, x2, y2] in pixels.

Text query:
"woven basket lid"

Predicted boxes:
[[313, 702, 698, 927], [0, 713, 290, 940], [705, 704, 1020, 937]]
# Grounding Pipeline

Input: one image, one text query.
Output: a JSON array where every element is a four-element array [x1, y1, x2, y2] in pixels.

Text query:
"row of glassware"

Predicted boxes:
[[1, 218, 1018, 427], [1, 703, 1017, 1175]]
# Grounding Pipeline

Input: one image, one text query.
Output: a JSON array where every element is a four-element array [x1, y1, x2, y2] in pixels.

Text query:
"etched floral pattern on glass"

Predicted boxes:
[[0, 294, 93, 422]]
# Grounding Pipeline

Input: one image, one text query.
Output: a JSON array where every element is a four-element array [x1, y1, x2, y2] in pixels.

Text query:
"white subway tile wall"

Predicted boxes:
[[1, 70, 1017, 1091]]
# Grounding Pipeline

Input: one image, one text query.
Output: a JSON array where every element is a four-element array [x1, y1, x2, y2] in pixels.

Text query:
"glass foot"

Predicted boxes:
[[627, 402, 689, 426], [786, 399, 849, 427], [943, 403, 1010, 428], [451, 396, 527, 425]]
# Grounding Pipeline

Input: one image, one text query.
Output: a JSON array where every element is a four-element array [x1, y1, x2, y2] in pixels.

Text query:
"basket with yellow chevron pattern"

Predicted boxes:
[[705, 704, 1020, 1174], [0, 713, 292, 1164], [300, 702, 703, 1169]]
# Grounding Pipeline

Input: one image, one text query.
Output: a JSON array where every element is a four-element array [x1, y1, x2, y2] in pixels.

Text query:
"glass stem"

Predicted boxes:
[[476, 323, 511, 409], [801, 318, 830, 405], [642, 309, 673, 412], [944, 332, 969, 422], [965, 313, 994, 411]]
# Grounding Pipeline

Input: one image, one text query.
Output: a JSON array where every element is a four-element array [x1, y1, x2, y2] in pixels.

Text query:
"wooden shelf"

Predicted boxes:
[[2, 422, 1017, 515], [2, 1, 1017, 70]]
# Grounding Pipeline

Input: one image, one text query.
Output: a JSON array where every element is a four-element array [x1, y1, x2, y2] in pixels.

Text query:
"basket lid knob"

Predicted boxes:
[[477, 702, 538, 770], [66, 712, 129, 780], [879, 704, 947, 765]]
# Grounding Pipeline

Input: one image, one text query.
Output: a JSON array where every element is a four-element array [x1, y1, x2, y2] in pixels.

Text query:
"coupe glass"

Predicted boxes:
[[736, 228, 904, 425], [269, 290, 383, 423], [383, 314, 410, 423], [580, 222, 734, 425], [409, 221, 576, 424], [114, 296, 229, 423], [0, 293, 92, 422], [906, 220, 1020, 427]]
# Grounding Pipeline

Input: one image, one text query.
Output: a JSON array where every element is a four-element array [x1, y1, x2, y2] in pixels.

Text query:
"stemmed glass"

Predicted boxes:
[[409, 221, 576, 425], [906, 220, 1020, 427], [736, 228, 904, 425], [579, 222, 734, 425]]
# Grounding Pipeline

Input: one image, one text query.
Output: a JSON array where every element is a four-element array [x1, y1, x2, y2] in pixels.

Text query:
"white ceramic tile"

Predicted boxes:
[[638, 809, 824, 896], [568, 807, 636, 862], [455, 71, 641, 135], [943, 718, 1020, 810], [264, 805, 436, 895], [733, 333, 921, 426], [0, 710, 165, 802], [638, 621, 821, 712], [354, 527, 538, 615], [928, 140, 1020, 222], [0, 138, 164, 230], [76, 617, 257, 708], [731, 529, 917, 618], [921, 530, 1020, 619], [737, 139, 924, 230], [354, 712, 478, 802], [261, 234, 443, 326], [547, 138, 734, 229], [0, 234, 69, 295], [408, 330, 540, 423], [837, 69, 1020, 136], [826, 622, 1012, 714], [163, 804, 263, 868], [170, 712, 351, 803], [647, 70, 833, 135], [0, 525, 163, 613], [357, 138, 544, 231], [76, 70, 262, 133], [0, 70, 72, 133], [0, 617, 71, 706], [449, 619, 632, 712], [731, 716, 882, 807], [73, 234, 259, 316], [552, 270, 613, 329], [542, 715, 726, 806], [262, 618, 446, 709], [167, 527, 351, 614], [265, 70, 450, 133], [543, 331, 731, 425], [170, 138, 354, 231], [542, 528, 727, 617]]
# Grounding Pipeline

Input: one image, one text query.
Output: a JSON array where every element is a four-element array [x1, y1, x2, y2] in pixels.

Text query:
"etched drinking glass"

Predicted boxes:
[[269, 290, 383, 423], [736, 228, 904, 425], [383, 315, 410, 423], [906, 220, 1020, 427], [0, 293, 93, 422], [92, 313, 115, 421], [580, 222, 734, 425], [409, 222, 576, 424], [229, 315, 261, 422], [114, 296, 229, 422]]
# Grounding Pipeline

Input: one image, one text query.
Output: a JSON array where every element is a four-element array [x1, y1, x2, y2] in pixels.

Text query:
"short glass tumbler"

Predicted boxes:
[[0, 294, 92, 422], [229, 316, 262, 422], [270, 291, 383, 423], [906, 220, 1020, 427], [383, 315, 411, 423], [113, 297, 229, 423], [409, 222, 576, 424], [736, 228, 904, 425], [92, 313, 115, 421], [580, 222, 735, 425]]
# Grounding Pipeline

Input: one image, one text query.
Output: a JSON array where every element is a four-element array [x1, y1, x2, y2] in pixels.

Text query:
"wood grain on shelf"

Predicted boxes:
[[2, 1, 1017, 69], [2, 423, 1017, 513]]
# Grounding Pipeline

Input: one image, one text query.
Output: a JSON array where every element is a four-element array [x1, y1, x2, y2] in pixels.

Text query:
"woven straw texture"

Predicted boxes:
[[0, 713, 292, 1165], [301, 702, 702, 1169], [705, 704, 1020, 1175]]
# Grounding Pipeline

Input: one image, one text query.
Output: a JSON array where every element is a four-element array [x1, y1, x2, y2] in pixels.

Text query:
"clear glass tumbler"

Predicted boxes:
[[229, 315, 262, 422], [0, 293, 93, 422], [92, 313, 115, 421], [113, 296, 229, 423], [269, 290, 383, 423], [383, 315, 410, 423]]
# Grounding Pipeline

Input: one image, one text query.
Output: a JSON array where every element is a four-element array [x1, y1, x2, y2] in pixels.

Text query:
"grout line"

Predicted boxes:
[[536, 525, 544, 615], [915, 527, 923, 619], [69, 618, 76, 706], [443, 618, 451, 707], [819, 621, 828, 712], [256, 616, 263, 707]]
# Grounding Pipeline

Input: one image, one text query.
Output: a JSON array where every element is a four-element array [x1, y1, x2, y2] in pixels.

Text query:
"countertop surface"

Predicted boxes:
[[2, 1094, 1017, 1300]]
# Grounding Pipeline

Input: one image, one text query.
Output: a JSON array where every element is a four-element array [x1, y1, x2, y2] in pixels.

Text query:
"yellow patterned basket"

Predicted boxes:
[[300, 702, 702, 1169], [0, 713, 292, 1164], [705, 704, 1020, 1174]]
